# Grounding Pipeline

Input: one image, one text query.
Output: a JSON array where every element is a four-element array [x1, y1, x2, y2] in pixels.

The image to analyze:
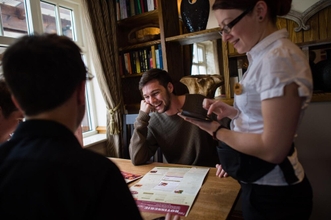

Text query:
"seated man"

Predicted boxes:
[[0, 34, 143, 219], [129, 68, 225, 167], [0, 76, 23, 144]]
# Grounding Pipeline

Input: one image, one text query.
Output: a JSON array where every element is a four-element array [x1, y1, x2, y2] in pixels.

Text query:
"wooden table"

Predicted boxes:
[[110, 158, 241, 220]]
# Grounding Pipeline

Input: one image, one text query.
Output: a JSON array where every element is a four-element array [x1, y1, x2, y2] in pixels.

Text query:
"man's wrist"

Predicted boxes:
[[212, 124, 224, 140]]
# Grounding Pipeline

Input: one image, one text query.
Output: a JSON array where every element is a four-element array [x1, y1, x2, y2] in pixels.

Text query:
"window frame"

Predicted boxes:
[[0, 0, 106, 139], [191, 43, 207, 75]]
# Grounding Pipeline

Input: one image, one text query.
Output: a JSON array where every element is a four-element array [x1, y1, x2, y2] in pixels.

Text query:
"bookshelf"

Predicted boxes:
[[116, 0, 186, 113]]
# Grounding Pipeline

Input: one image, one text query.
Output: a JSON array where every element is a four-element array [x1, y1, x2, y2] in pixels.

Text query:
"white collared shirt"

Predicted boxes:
[[231, 29, 313, 185]]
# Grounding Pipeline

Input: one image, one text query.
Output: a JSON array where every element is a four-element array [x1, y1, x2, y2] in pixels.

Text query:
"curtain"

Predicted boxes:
[[82, 0, 124, 157], [183, 44, 193, 76]]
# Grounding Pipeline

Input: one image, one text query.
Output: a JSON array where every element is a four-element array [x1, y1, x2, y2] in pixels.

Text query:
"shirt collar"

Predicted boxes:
[[11, 119, 79, 146], [247, 28, 289, 59]]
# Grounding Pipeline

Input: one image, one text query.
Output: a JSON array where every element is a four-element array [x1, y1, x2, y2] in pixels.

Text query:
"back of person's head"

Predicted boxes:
[[139, 68, 173, 91], [2, 33, 87, 116], [0, 76, 17, 118], [212, 0, 292, 24]]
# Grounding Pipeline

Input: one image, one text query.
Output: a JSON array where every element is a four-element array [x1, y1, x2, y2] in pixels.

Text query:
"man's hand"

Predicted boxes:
[[140, 100, 155, 113], [216, 164, 228, 178]]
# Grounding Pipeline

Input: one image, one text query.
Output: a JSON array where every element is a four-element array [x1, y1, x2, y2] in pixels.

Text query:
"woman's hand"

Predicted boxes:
[[165, 213, 180, 220], [203, 99, 238, 120], [178, 112, 221, 136], [215, 164, 228, 178]]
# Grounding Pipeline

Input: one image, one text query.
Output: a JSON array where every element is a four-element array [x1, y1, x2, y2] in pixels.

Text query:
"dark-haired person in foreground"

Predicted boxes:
[[0, 76, 23, 144], [0, 33, 146, 219], [180, 0, 313, 219]]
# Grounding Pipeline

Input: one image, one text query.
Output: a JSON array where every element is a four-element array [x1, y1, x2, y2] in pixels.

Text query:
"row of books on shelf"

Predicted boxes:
[[116, 0, 158, 20], [119, 44, 163, 76]]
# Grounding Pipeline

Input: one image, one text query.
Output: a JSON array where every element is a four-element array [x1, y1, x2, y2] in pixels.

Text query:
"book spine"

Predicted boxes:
[[129, 0, 136, 17], [119, 0, 128, 19], [139, 0, 145, 13], [131, 51, 137, 74], [158, 44, 163, 69], [143, 0, 148, 12], [126, 0, 131, 18], [135, 0, 142, 14], [138, 50, 145, 72], [149, 50, 153, 69], [116, 0, 121, 20], [147, 0, 154, 11], [134, 51, 141, 74], [155, 48, 160, 69], [151, 45, 156, 68], [123, 52, 132, 75]]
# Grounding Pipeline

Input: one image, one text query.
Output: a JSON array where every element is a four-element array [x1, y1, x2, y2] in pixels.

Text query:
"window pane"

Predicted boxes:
[[192, 44, 198, 63], [199, 65, 207, 74], [197, 47, 203, 63], [81, 55, 93, 133], [0, 0, 28, 37], [81, 89, 92, 132], [191, 65, 198, 75], [40, 1, 57, 34], [59, 6, 74, 40]]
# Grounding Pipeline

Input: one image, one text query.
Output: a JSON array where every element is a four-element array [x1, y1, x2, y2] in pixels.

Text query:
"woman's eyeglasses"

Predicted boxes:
[[219, 6, 253, 36]]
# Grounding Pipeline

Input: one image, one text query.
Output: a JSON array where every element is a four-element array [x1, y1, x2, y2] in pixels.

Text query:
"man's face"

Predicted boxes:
[[75, 81, 87, 131], [142, 79, 172, 113], [0, 108, 23, 143], [77, 104, 85, 129]]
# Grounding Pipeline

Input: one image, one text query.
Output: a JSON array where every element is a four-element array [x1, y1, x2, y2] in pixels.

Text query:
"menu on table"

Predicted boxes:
[[129, 166, 209, 217], [121, 171, 143, 183]]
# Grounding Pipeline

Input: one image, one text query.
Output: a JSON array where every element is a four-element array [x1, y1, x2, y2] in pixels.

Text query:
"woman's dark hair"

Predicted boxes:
[[0, 77, 17, 118], [212, 0, 292, 24], [2, 33, 88, 116], [139, 68, 173, 91]]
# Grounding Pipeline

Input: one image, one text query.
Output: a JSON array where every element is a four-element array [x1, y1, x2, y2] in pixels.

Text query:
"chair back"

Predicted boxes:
[[122, 113, 163, 162], [122, 114, 138, 159]]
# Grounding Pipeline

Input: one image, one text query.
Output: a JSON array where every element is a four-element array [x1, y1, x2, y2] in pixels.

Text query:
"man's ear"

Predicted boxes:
[[11, 95, 24, 114], [167, 82, 174, 93], [76, 81, 86, 106]]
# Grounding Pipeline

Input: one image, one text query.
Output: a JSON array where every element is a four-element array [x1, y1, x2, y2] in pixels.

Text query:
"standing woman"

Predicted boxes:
[[179, 0, 313, 219]]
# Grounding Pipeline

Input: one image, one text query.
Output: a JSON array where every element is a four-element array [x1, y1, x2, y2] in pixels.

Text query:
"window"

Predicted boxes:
[[0, 0, 28, 38], [40, 1, 75, 40], [191, 43, 207, 75], [0, 0, 104, 137]]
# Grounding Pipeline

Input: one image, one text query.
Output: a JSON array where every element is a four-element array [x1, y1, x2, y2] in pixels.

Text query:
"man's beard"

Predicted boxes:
[[159, 91, 171, 113]]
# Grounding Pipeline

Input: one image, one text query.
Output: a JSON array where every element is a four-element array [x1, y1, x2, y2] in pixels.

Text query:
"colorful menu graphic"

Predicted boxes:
[[129, 167, 209, 217]]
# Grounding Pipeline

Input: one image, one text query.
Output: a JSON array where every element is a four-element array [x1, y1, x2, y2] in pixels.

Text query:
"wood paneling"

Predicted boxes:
[[319, 6, 331, 41], [229, 5, 331, 56]]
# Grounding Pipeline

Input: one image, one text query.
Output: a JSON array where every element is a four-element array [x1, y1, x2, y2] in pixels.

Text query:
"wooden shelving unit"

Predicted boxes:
[[166, 27, 221, 45], [116, 0, 185, 113]]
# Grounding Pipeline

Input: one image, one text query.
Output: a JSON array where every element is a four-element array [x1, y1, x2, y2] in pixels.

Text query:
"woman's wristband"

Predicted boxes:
[[212, 124, 224, 140]]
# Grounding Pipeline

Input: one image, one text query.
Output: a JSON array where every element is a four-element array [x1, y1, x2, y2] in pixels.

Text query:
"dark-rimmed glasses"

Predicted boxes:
[[219, 6, 253, 36]]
